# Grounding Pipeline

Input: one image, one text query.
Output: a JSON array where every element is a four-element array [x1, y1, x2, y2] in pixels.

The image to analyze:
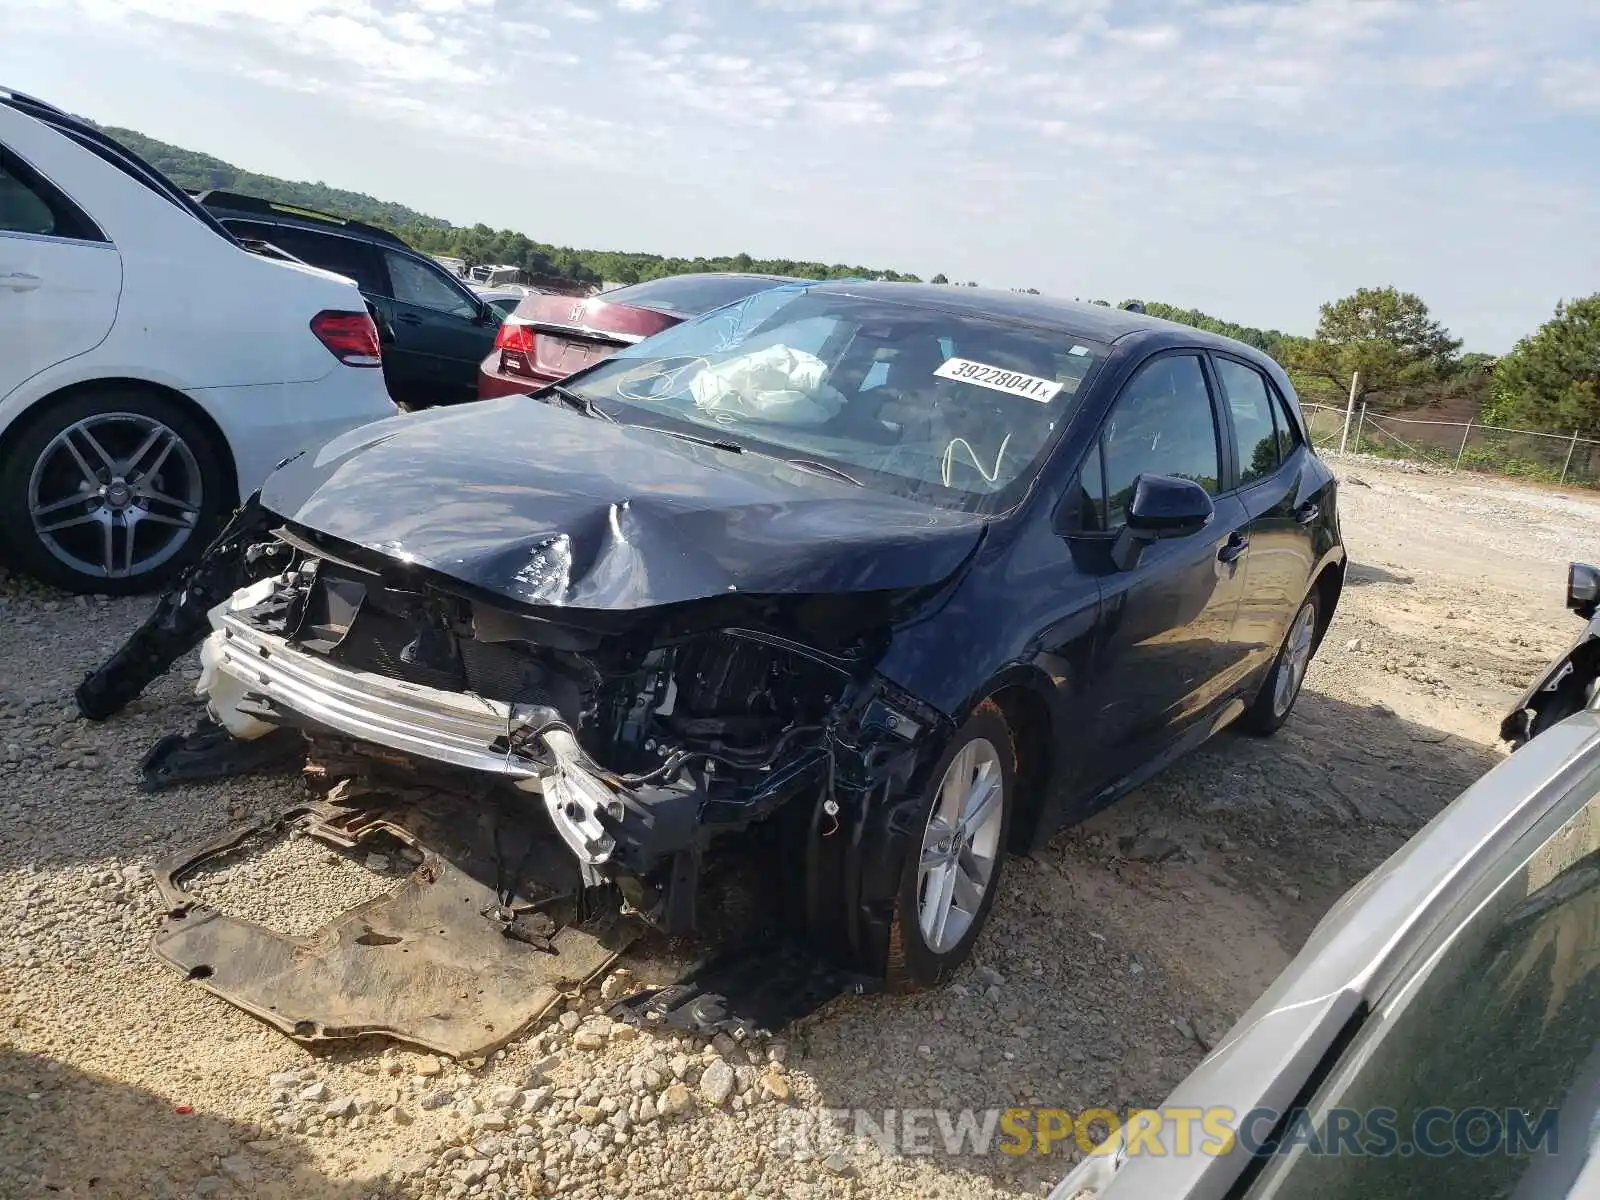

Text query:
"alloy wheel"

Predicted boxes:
[[1273, 601, 1318, 718], [917, 737, 1006, 954], [26, 412, 203, 581]]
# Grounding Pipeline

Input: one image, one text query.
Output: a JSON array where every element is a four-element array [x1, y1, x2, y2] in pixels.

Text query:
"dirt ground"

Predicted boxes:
[[4, 457, 1599, 1200]]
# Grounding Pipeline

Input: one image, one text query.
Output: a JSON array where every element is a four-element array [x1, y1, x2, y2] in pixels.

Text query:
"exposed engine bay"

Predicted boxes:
[[206, 547, 855, 899], [85, 501, 946, 959]]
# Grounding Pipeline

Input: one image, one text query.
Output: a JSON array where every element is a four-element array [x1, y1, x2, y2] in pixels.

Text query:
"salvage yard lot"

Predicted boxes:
[[4, 459, 1599, 1200]]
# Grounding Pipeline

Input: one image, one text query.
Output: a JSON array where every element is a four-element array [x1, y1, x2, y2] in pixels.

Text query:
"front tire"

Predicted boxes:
[[885, 700, 1015, 990], [1241, 593, 1320, 736], [0, 389, 229, 595]]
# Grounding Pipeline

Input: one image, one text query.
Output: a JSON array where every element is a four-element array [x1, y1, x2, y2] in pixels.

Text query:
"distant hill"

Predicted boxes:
[[108, 124, 921, 288], [109, 123, 1300, 360], [107, 126, 451, 231], [1127, 300, 1310, 365]]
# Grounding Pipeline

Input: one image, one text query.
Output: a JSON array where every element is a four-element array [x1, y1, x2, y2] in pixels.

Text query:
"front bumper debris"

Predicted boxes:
[[82, 510, 955, 1015], [204, 605, 546, 778], [201, 606, 670, 888], [151, 778, 633, 1059]]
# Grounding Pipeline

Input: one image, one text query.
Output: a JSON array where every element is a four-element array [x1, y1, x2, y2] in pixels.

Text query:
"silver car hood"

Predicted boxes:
[[1054, 711, 1600, 1200]]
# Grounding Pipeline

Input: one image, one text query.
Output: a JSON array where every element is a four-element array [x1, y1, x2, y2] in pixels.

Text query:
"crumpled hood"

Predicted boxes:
[[261, 398, 988, 610]]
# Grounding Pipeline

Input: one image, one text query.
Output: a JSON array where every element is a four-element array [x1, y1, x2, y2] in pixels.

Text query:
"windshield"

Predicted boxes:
[[562, 287, 1106, 513]]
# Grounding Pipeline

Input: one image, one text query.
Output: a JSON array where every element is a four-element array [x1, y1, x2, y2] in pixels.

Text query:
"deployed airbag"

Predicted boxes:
[[689, 344, 846, 426]]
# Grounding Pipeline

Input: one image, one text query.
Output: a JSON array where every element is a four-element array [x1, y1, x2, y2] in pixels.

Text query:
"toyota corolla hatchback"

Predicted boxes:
[[87, 282, 1344, 986]]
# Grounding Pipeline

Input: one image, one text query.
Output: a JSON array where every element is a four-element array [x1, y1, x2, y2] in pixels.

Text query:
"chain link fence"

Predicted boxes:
[[1301, 403, 1600, 487]]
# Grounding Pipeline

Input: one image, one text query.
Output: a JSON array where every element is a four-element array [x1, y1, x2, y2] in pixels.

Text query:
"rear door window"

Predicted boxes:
[[1215, 356, 1282, 487], [385, 251, 478, 318], [250, 226, 387, 294]]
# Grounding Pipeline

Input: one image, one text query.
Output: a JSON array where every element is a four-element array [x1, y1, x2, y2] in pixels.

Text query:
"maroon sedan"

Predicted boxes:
[[479, 273, 794, 399]]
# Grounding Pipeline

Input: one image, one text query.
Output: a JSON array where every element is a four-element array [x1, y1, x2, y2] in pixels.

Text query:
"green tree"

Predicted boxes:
[[1287, 286, 1461, 407], [930, 273, 949, 284], [1484, 296, 1600, 435], [1127, 300, 1309, 367]]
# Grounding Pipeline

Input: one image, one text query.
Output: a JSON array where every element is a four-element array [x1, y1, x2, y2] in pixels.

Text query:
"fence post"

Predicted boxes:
[[1338, 371, 1361, 455], [1562, 430, 1580, 484], [1354, 402, 1366, 454], [1454, 418, 1473, 471]]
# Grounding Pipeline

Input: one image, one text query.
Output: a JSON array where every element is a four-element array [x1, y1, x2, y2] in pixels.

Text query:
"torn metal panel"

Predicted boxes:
[[152, 785, 634, 1059], [608, 940, 877, 1039], [139, 718, 303, 792], [76, 495, 284, 720]]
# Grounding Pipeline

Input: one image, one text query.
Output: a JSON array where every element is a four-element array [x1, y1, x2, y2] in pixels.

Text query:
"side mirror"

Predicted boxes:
[[1111, 474, 1214, 570], [1568, 562, 1600, 619]]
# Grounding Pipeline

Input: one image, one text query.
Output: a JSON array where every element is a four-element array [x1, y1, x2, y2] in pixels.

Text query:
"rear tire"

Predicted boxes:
[[1240, 593, 1320, 736], [0, 389, 230, 595], [884, 700, 1015, 991]]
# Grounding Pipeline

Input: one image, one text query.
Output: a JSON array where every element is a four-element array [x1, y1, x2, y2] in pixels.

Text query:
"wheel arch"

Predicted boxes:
[[0, 376, 240, 508], [1309, 552, 1346, 652], [960, 663, 1069, 856]]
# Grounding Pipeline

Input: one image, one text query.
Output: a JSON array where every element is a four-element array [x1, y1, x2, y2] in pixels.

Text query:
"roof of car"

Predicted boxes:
[[1, 87, 240, 244], [194, 190, 413, 251], [813, 281, 1270, 357]]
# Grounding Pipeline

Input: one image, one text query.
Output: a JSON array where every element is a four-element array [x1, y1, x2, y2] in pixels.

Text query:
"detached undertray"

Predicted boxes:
[[150, 781, 634, 1059]]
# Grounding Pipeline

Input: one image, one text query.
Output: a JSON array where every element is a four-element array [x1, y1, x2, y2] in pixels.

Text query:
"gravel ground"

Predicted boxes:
[[5, 458, 1600, 1200]]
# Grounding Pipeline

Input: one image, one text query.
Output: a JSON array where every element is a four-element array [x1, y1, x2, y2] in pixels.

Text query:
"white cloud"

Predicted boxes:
[[1103, 23, 1181, 50], [6, 0, 1596, 349], [888, 70, 948, 89], [1542, 60, 1600, 113], [805, 21, 887, 53], [545, 1, 601, 20], [407, 0, 490, 12]]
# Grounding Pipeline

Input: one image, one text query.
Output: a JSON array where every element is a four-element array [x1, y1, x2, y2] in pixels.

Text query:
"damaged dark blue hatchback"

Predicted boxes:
[[83, 282, 1345, 991]]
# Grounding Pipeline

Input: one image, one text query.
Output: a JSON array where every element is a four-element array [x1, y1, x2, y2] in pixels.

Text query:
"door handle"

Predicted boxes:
[[1294, 501, 1320, 525], [0, 271, 41, 292], [1217, 532, 1249, 563], [395, 313, 423, 325]]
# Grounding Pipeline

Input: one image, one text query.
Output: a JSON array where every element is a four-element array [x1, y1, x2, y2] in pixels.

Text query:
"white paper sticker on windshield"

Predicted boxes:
[[934, 357, 1063, 404]]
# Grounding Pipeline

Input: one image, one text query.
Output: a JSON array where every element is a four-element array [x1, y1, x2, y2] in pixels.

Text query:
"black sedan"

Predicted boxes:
[[84, 283, 1344, 988]]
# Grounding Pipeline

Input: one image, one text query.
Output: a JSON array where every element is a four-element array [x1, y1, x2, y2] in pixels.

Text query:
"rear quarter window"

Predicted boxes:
[[0, 146, 103, 241]]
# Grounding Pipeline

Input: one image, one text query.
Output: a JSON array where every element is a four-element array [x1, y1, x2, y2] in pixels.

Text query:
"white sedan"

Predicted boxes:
[[0, 88, 397, 593]]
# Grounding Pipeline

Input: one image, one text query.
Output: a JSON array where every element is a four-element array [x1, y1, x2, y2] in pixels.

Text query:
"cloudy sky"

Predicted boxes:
[[6, 0, 1598, 350]]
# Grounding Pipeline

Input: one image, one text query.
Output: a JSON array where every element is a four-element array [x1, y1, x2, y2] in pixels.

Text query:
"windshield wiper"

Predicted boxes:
[[639, 425, 863, 487], [650, 427, 745, 453], [543, 384, 616, 423], [781, 458, 864, 487]]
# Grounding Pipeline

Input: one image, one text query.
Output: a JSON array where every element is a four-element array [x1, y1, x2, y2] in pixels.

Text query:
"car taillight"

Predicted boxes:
[[495, 322, 535, 353], [310, 311, 382, 367], [495, 320, 537, 377]]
